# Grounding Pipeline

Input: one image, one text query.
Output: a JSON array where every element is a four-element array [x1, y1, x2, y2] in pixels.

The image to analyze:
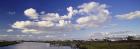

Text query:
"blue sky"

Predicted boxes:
[[0, 0, 140, 40]]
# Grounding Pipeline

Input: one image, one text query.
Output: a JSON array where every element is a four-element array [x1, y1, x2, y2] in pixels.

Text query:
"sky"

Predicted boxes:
[[0, 0, 140, 40]]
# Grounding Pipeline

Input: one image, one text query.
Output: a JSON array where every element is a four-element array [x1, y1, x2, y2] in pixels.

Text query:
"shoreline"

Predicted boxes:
[[0, 41, 20, 47]]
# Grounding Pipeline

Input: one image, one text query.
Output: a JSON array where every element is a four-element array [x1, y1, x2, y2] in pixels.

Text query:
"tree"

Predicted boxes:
[[127, 36, 134, 41]]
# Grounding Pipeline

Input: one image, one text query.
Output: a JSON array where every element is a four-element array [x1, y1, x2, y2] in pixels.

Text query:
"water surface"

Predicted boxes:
[[0, 42, 72, 49]]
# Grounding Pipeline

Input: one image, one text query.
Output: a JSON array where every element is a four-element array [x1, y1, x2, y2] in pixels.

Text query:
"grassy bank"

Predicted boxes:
[[47, 40, 140, 49], [78, 42, 140, 49], [0, 41, 20, 47]]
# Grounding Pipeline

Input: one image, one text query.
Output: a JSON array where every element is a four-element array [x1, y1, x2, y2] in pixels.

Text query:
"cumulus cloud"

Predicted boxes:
[[77, 16, 91, 24], [78, 2, 99, 13], [41, 13, 60, 21], [64, 6, 78, 19], [21, 29, 41, 34], [24, 8, 38, 19], [116, 11, 140, 20], [57, 20, 71, 27], [11, 2, 110, 34], [37, 21, 54, 27], [76, 2, 109, 28], [12, 21, 33, 29]]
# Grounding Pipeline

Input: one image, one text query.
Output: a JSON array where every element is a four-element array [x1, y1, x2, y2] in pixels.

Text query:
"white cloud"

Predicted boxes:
[[41, 13, 60, 21], [116, 11, 140, 20], [76, 2, 109, 28], [77, 16, 91, 24], [11, 2, 110, 34], [64, 6, 78, 19], [37, 21, 54, 27], [61, 6, 74, 19], [12, 21, 32, 29], [41, 7, 77, 21], [11, 20, 73, 34], [24, 8, 38, 19], [57, 20, 71, 27], [7, 29, 13, 32], [78, 2, 99, 13], [40, 11, 45, 14], [21, 29, 41, 34]]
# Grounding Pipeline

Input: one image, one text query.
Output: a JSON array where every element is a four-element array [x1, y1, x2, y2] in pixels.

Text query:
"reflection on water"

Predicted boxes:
[[0, 42, 72, 49]]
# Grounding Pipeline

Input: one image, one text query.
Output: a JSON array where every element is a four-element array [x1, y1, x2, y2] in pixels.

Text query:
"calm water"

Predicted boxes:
[[0, 42, 72, 49]]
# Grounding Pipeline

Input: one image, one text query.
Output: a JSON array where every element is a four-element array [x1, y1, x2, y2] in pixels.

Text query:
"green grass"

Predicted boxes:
[[44, 40, 140, 49], [78, 42, 140, 49]]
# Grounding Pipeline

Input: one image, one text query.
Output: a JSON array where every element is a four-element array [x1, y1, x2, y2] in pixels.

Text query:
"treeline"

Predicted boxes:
[[0, 41, 20, 47]]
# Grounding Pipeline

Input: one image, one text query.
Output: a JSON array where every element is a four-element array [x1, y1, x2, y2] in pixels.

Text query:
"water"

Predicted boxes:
[[0, 42, 72, 49]]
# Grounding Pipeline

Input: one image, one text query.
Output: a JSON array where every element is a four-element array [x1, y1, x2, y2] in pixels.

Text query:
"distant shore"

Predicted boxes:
[[0, 41, 20, 47]]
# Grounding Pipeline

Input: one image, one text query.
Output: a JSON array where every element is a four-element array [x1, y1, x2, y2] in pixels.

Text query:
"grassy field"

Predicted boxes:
[[47, 40, 140, 49], [0, 41, 20, 47], [78, 42, 140, 49]]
